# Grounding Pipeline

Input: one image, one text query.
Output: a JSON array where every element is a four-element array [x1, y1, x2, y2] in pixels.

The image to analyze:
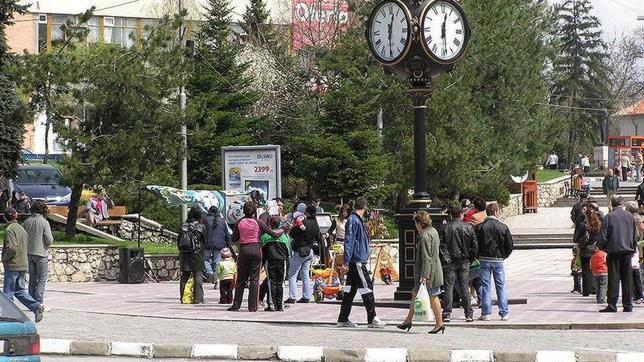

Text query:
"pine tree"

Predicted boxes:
[[550, 0, 610, 167], [0, 0, 27, 179], [187, 0, 257, 185], [242, 0, 271, 45]]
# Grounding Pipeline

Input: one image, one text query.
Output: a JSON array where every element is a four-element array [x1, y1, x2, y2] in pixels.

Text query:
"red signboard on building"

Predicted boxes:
[[292, 0, 351, 49]]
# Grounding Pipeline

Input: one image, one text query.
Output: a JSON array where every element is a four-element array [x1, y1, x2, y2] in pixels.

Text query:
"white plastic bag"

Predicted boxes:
[[413, 285, 432, 322]]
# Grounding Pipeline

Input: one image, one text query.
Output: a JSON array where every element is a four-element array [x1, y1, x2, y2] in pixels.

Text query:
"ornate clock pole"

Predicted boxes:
[[365, 0, 471, 300]]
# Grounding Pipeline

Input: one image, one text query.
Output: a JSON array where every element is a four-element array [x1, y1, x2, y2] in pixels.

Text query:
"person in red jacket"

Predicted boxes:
[[590, 247, 608, 304]]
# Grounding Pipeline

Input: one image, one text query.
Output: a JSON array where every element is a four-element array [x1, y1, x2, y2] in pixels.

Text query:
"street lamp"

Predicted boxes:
[[365, 0, 471, 300]]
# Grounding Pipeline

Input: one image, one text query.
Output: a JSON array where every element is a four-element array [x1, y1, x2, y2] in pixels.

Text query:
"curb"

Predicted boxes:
[[39, 340, 644, 361]]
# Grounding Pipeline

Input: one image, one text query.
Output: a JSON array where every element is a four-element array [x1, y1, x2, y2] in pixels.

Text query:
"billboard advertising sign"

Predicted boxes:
[[221, 145, 282, 200], [292, 0, 351, 49]]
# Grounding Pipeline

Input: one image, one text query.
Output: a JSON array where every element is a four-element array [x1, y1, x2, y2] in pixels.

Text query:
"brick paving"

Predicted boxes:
[[39, 249, 643, 326]]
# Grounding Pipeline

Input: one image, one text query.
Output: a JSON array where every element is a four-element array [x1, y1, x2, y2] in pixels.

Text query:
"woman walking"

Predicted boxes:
[[228, 202, 284, 312], [397, 211, 445, 334]]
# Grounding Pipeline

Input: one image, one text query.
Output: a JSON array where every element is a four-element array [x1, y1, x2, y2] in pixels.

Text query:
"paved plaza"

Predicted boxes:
[[35, 249, 643, 344]]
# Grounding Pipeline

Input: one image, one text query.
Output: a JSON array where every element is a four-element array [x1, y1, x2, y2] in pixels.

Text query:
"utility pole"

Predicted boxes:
[[179, 0, 188, 223]]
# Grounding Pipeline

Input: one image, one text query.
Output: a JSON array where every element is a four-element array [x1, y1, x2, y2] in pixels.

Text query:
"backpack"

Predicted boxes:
[[178, 222, 201, 254]]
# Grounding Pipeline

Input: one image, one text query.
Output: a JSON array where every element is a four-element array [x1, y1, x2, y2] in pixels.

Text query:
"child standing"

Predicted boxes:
[[570, 246, 582, 294], [217, 248, 237, 304], [590, 247, 608, 304]]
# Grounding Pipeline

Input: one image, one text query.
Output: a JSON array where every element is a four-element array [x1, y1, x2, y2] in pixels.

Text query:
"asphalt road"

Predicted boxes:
[[37, 310, 644, 353]]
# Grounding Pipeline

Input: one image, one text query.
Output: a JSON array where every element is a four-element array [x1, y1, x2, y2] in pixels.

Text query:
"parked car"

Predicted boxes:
[[13, 164, 71, 206], [0, 293, 40, 361]]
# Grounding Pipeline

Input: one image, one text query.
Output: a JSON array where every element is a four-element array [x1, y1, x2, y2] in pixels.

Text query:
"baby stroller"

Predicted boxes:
[[312, 244, 345, 302]]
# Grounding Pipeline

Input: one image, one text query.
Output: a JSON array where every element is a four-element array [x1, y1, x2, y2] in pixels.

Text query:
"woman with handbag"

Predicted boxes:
[[228, 202, 284, 312], [285, 205, 322, 304], [397, 210, 445, 334]]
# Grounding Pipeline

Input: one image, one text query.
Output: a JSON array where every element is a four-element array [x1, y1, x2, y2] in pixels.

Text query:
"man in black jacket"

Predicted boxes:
[[596, 196, 638, 313], [285, 205, 322, 304], [439, 206, 478, 323], [475, 203, 513, 321]]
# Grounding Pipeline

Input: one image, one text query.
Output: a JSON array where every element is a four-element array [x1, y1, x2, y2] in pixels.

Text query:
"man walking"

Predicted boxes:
[[337, 197, 385, 328], [596, 196, 638, 313], [475, 203, 513, 321], [2, 208, 45, 322], [440, 206, 478, 323], [546, 151, 559, 170], [23, 200, 53, 304], [285, 205, 320, 304], [602, 169, 620, 212], [203, 206, 230, 288]]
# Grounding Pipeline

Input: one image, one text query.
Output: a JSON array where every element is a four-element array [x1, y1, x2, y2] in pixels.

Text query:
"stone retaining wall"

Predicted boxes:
[[117, 220, 176, 245], [500, 193, 522, 219], [0, 245, 180, 282], [537, 175, 568, 207]]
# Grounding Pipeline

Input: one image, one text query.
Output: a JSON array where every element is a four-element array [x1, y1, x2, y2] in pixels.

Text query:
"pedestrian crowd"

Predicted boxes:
[[570, 192, 644, 312]]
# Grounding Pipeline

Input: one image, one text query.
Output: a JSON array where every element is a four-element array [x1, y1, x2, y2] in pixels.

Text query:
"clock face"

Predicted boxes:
[[422, 0, 467, 62], [368, 1, 410, 63]]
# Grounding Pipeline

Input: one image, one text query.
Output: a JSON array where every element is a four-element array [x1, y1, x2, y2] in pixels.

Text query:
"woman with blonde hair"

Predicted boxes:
[[397, 210, 445, 334]]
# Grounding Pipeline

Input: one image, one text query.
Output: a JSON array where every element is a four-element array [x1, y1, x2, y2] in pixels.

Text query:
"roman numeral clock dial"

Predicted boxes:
[[368, 1, 411, 64], [422, 0, 469, 63]]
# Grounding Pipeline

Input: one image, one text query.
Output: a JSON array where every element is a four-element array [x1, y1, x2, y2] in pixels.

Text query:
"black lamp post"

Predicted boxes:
[[365, 0, 471, 299]]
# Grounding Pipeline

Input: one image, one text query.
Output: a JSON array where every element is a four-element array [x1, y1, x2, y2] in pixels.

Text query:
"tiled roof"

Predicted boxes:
[[613, 100, 644, 117]]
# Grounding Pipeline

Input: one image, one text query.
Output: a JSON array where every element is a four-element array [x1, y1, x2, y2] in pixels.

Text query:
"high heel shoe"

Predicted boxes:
[[396, 322, 413, 332], [428, 325, 445, 334]]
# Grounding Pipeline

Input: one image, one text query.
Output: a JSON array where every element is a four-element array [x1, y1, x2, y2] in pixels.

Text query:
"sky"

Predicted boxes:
[[550, 0, 644, 40]]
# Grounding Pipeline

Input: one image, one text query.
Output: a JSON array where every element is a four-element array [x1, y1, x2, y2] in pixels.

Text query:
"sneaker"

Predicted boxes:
[[500, 315, 510, 321], [44, 306, 52, 312], [337, 320, 358, 328], [368, 316, 386, 329], [478, 315, 490, 321], [35, 305, 45, 323], [264, 306, 274, 312], [635, 298, 644, 304], [442, 313, 451, 322], [284, 298, 296, 304], [258, 300, 266, 308], [465, 316, 474, 323], [570, 290, 581, 294], [296, 298, 310, 304]]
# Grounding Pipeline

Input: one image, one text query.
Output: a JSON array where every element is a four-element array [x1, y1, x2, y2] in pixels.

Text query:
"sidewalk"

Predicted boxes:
[[37, 249, 643, 328]]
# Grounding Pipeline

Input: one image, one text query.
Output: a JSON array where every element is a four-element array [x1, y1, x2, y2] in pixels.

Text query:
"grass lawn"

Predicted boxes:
[[536, 169, 568, 182], [0, 223, 176, 255]]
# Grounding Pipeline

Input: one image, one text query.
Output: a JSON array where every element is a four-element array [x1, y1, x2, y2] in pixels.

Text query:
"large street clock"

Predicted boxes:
[[365, 0, 471, 85], [366, 0, 412, 64]]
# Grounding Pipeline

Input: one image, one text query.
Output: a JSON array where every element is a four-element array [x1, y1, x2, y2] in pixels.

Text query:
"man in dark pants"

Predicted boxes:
[[439, 206, 478, 323], [337, 197, 385, 328], [597, 196, 638, 312], [203, 206, 230, 289], [178, 208, 205, 304]]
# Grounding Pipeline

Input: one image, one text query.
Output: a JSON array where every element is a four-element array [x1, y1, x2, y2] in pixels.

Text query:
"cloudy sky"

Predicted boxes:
[[551, 0, 644, 39]]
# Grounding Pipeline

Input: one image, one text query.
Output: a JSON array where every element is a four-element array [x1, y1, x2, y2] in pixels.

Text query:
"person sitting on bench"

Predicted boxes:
[[85, 190, 114, 226]]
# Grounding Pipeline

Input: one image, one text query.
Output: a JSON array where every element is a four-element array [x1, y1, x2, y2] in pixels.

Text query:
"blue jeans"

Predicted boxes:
[[28, 255, 48, 304], [203, 249, 221, 281], [288, 250, 313, 300], [3, 270, 40, 312], [480, 260, 509, 317]]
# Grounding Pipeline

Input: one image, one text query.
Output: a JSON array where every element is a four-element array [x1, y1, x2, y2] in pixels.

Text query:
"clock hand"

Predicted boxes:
[[441, 13, 447, 55], [388, 14, 394, 56]]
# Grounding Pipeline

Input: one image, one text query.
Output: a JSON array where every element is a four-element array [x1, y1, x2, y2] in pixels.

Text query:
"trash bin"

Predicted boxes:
[[522, 180, 538, 213]]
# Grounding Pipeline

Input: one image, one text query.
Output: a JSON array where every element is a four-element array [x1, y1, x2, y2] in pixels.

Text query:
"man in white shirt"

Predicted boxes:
[[546, 151, 558, 170], [620, 153, 631, 182], [581, 155, 591, 173]]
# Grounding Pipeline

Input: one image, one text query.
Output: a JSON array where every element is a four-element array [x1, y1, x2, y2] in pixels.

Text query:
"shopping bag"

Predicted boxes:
[[413, 285, 432, 322], [181, 276, 195, 304]]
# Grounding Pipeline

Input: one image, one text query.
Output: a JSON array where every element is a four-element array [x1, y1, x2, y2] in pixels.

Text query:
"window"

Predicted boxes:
[[104, 17, 138, 47], [87, 17, 100, 43], [50, 14, 74, 43], [142, 19, 156, 42], [37, 14, 47, 52]]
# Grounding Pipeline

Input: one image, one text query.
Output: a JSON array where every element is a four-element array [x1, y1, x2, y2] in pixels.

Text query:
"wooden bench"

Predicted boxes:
[[48, 205, 127, 234]]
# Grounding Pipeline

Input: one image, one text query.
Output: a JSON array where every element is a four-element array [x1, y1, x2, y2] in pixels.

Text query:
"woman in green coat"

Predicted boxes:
[[397, 210, 445, 334]]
